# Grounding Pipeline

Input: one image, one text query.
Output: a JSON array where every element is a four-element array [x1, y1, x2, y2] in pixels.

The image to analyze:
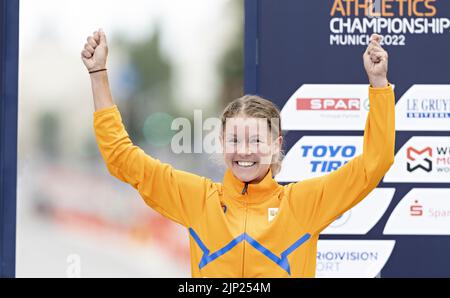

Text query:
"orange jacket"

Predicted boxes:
[[93, 85, 395, 277]]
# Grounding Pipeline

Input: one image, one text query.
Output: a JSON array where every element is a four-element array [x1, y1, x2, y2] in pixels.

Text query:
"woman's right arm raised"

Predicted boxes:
[[81, 29, 209, 227], [81, 29, 113, 111]]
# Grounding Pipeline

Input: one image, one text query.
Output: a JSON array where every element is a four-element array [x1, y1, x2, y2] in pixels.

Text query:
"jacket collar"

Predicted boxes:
[[222, 168, 281, 204]]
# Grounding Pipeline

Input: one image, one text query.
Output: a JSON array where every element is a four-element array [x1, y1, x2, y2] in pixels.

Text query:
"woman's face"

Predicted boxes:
[[221, 116, 282, 183]]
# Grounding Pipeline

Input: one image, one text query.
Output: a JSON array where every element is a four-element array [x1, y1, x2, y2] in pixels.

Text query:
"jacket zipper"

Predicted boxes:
[[241, 182, 248, 195], [241, 182, 249, 277]]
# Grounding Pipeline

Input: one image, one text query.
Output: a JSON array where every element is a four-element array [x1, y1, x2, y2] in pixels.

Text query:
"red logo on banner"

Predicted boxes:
[[410, 200, 423, 217], [407, 146, 433, 172], [296, 98, 360, 111]]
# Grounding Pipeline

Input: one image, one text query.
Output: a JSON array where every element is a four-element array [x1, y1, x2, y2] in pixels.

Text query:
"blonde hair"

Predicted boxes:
[[220, 94, 284, 176]]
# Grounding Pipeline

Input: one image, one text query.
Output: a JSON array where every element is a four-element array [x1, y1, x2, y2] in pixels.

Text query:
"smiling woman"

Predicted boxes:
[[84, 29, 395, 277], [220, 94, 283, 184]]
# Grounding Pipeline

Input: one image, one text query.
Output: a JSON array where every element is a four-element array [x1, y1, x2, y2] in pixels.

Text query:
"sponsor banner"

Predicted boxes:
[[383, 137, 450, 183], [384, 188, 450, 235], [396, 85, 450, 131], [316, 240, 396, 278], [280, 85, 370, 131], [321, 188, 395, 235], [276, 136, 363, 182], [255, 0, 450, 277]]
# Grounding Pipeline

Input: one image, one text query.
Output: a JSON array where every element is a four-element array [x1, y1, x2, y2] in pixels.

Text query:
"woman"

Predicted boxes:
[[81, 29, 395, 277]]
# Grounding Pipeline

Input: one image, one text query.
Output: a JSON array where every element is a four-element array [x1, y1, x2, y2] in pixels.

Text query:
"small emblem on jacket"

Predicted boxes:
[[268, 208, 279, 222]]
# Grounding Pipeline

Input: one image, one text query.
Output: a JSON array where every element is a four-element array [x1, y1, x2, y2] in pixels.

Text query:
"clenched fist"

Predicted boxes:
[[363, 34, 389, 88], [81, 29, 108, 72]]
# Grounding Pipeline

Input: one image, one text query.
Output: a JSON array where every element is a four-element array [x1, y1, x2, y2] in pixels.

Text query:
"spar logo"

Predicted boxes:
[[296, 97, 370, 112], [280, 85, 372, 131], [406, 146, 432, 172], [301, 144, 357, 173], [297, 98, 360, 111]]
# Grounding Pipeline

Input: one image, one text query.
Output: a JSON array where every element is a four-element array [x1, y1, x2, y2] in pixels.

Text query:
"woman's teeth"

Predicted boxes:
[[236, 161, 256, 167]]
